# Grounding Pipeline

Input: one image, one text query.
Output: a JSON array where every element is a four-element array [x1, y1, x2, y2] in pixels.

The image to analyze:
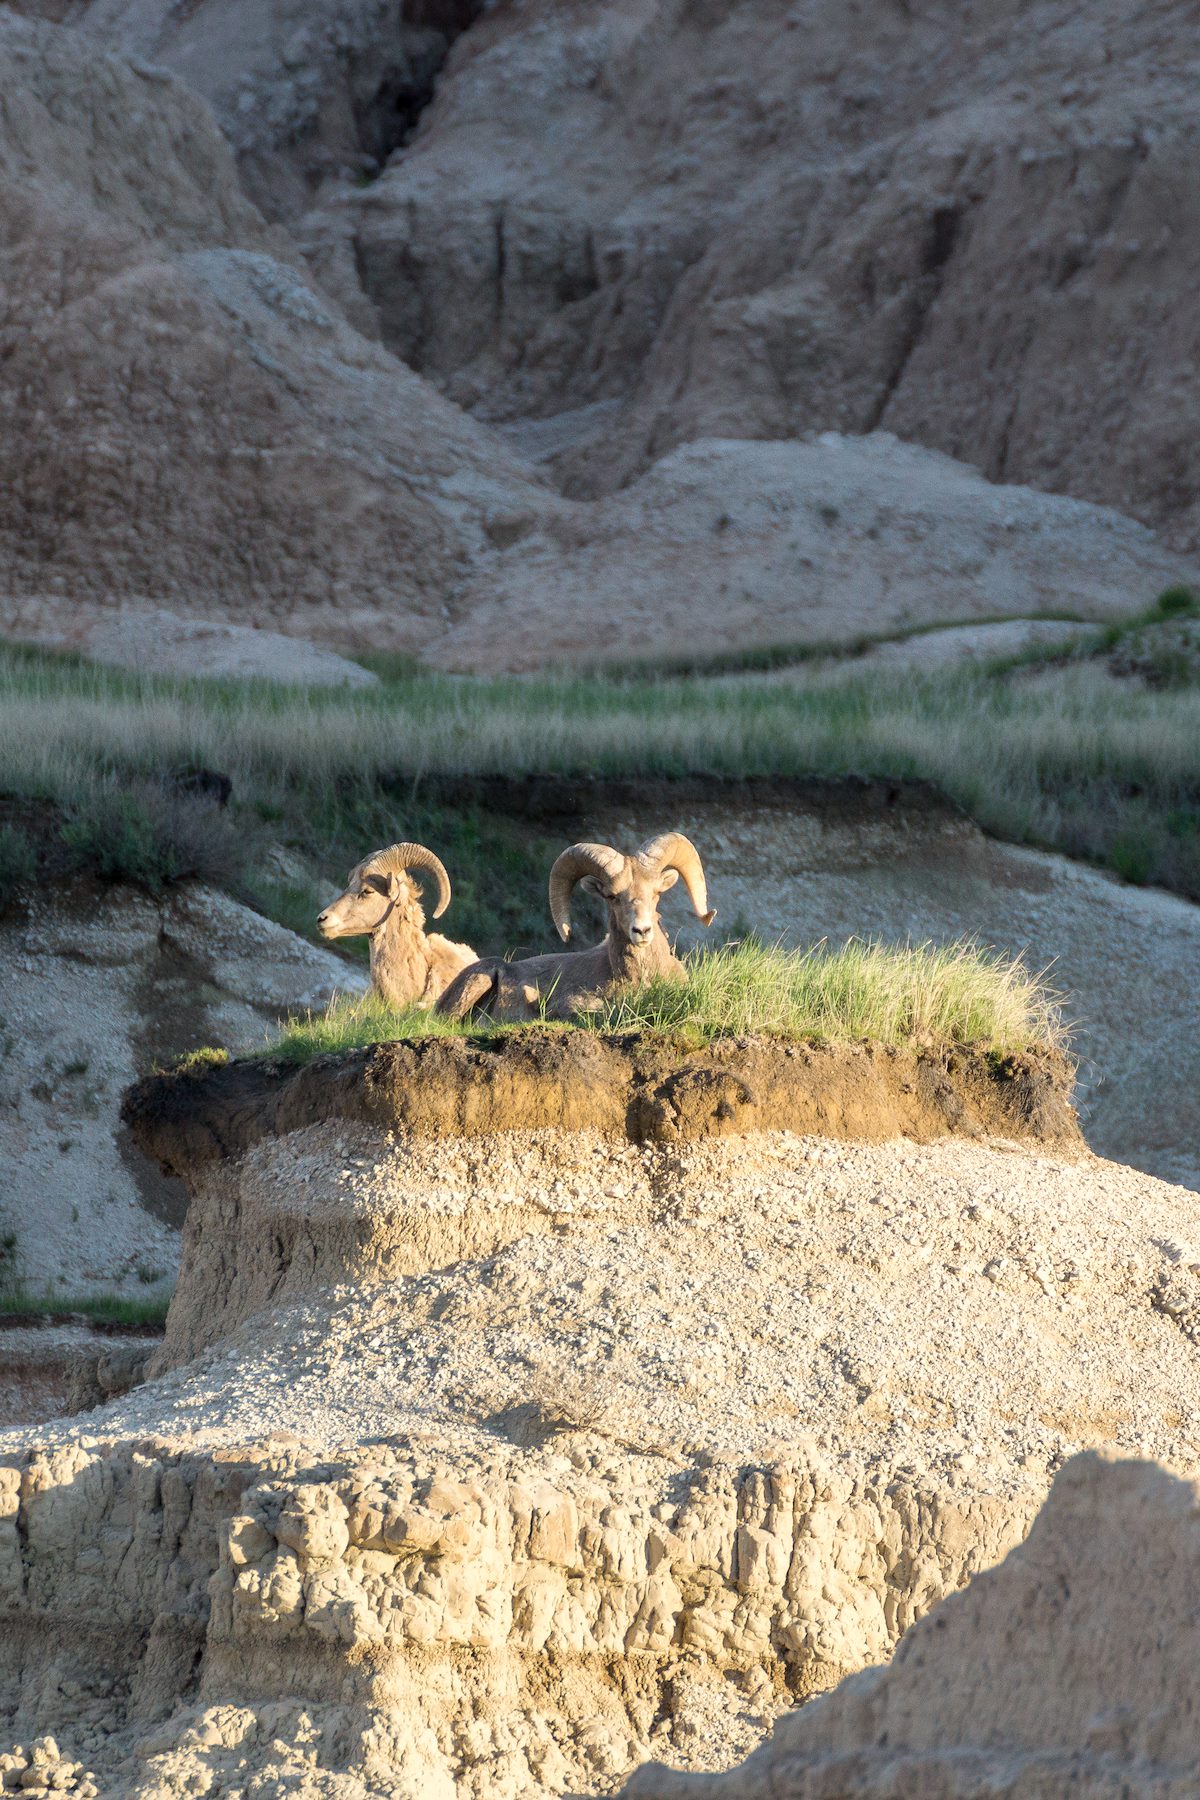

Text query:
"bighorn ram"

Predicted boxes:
[[317, 842, 476, 1009], [436, 832, 714, 1021]]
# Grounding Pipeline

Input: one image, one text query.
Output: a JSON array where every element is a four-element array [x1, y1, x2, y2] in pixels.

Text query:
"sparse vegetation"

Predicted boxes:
[[0, 1285, 170, 1327], [259, 938, 1064, 1065], [167, 1045, 231, 1074], [60, 780, 246, 894], [0, 822, 35, 891], [1, 611, 1198, 923]]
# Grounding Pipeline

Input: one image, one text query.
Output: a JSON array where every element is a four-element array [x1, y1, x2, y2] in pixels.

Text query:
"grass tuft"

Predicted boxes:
[[166, 1046, 231, 1075], [260, 989, 544, 1065], [0, 1285, 170, 1327], [259, 938, 1064, 1066], [592, 938, 1065, 1052]]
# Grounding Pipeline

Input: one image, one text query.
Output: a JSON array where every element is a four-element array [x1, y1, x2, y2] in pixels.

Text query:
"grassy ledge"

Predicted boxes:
[[258, 939, 1065, 1068]]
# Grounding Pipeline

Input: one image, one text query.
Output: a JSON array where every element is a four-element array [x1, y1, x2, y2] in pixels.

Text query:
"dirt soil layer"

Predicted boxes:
[[124, 1031, 1079, 1171]]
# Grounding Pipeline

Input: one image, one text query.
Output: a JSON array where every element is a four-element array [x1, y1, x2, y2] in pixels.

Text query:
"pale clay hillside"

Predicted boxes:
[[3, 3, 1200, 1799]]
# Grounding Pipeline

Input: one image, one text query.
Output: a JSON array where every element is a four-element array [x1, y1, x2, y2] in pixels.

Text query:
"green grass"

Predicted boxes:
[[256, 938, 1064, 1066], [2, 606, 1199, 921], [0, 1285, 170, 1327]]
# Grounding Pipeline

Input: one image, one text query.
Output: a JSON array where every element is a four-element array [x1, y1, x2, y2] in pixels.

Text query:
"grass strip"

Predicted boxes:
[[257, 938, 1065, 1067]]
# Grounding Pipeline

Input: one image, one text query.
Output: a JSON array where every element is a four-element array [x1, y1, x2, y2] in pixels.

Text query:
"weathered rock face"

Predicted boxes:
[[320, 0, 1200, 547], [4, 10, 1198, 669], [621, 1453, 1200, 1799], [41, 0, 485, 222], [0, 1427, 1035, 1797], [4, 1037, 1200, 1793], [0, 880, 366, 1300], [0, 12, 546, 652]]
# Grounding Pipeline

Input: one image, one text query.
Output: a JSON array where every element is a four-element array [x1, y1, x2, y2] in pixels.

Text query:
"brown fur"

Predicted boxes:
[[318, 866, 476, 1009]]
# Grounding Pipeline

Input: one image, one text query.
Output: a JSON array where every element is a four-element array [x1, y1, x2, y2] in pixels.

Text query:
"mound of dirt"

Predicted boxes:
[[79, 610, 379, 686], [434, 434, 1194, 670], [622, 1452, 1200, 1799], [3, 1034, 1199, 1795]]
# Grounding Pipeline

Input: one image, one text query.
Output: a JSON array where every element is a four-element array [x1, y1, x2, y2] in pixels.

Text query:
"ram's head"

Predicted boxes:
[[548, 832, 714, 949], [317, 842, 451, 941]]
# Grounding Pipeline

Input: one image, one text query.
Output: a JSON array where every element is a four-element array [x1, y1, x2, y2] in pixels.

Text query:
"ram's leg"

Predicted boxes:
[[434, 965, 499, 1019]]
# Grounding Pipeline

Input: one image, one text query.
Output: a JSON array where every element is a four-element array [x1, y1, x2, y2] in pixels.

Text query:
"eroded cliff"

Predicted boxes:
[[2, 1037, 1198, 1795]]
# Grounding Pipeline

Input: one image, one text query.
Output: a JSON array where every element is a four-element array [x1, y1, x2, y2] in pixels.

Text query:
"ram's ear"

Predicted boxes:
[[657, 868, 680, 892], [580, 875, 609, 898]]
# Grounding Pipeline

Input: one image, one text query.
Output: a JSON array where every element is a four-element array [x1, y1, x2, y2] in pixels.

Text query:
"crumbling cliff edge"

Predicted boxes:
[[3, 1035, 1196, 1797]]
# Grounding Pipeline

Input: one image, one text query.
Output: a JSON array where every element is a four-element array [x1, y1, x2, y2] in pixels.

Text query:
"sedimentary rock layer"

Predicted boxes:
[[622, 1453, 1200, 1799], [5, 1042, 1199, 1794]]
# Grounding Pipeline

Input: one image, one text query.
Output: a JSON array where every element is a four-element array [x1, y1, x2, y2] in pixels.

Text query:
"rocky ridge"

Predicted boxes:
[[4, 1039, 1200, 1794], [3, 10, 1198, 669]]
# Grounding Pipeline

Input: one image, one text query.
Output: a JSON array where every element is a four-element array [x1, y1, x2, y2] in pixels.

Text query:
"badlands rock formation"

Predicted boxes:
[[0, 880, 365, 1300], [0, 12, 546, 654], [317, 0, 1200, 548], [622, 1453, 1200, 1799], [4, 1037, 1200, 1794], [3, 8, 1198, 667]]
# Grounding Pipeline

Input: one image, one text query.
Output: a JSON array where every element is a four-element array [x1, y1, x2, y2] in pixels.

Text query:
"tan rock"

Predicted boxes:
[[620, 1455, 1200, 1799]]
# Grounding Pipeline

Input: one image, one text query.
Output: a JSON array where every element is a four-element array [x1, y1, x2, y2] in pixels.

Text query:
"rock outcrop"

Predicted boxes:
[[3, 1038, 1200, 1793], [3, 11, 1198, 669], [621, 1453, 1200, 1799], [0, 12, 547, 655], [314, 0, 1200, 548], [0, 880, 365, 1299]]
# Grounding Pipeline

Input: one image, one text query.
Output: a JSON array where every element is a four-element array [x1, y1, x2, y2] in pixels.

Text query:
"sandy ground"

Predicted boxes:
[[10, 1126, 1200, 1488]]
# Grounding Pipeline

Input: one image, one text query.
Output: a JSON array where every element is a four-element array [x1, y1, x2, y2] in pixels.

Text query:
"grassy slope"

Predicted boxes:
[[1, 590, 1198, 944]]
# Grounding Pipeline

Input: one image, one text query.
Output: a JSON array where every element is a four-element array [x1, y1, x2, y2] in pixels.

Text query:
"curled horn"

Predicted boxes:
[[548, 842, 627, 943], [361, 842, 451, 918], [637, 832, 716, 926]]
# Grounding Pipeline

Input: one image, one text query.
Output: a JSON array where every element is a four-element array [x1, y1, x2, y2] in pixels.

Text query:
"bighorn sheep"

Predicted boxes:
[[436, 832, 714, 1022], [317, 842, 477, 1009]]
